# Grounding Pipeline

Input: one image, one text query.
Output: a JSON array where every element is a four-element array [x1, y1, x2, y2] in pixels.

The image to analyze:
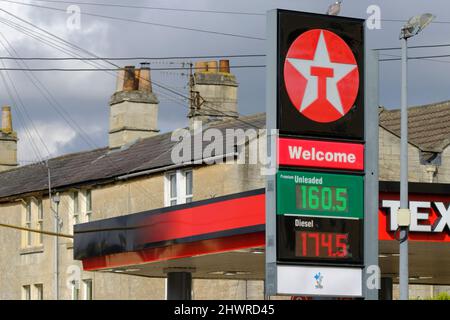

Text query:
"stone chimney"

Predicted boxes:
[[188, 59, 238, 127], [0, 106, 18, 172], [109, 65, 159, 149]]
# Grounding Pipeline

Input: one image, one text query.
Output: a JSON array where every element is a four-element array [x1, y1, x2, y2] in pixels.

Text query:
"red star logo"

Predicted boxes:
[[284, 29, 360, 123]]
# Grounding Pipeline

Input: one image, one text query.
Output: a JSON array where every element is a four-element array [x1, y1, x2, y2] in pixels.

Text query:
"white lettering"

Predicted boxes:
[[382, 200, 400, 231], [288, 146, 302, 159], [286, 145, 358, 164], [303, 150, 311, 160], [348, 153, 356, 163], [316, 151, 324, 161], [410, 202, 432, 232], [434, 202, 450, 232], [382, 200, 450, 234]]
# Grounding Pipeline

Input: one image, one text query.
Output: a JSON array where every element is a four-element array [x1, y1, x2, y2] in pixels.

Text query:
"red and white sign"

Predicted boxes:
[[278, 137, 364, 171], [284, 29, 359, 123]]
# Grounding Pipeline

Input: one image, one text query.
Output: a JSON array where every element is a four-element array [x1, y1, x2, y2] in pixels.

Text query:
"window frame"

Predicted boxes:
[[73, 191, 80, 224], [168, 172, 178, 206], [25, 200, 32, 247], [185, 171, 193, 203], [85, 190, 92, 222], [34, 284, 43, 300], [22, 285, 31, 300], [83, 279, 93, 300], [37, 199, 44, 245], [71, 190, 81, 227], [71, 280, 80, 300], [165, 169, 193, 206]]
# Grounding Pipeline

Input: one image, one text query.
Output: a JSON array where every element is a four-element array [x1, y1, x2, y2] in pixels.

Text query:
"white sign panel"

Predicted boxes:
[[277, 265, 363, 297]]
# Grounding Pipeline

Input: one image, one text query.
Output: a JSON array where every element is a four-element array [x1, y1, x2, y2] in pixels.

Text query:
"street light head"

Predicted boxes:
[[400, 13, 435, 39], [326, 1, 342, 16]]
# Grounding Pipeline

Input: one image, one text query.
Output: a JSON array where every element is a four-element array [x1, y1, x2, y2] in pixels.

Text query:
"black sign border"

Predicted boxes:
[[277, 9, 365, 141]]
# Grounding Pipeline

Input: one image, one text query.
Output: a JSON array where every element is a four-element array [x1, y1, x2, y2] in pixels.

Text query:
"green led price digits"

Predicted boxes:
[[296, 186, 348, 213], [276, 170, 363, 219]]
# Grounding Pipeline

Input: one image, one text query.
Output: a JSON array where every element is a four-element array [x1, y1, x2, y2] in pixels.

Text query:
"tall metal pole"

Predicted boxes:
[[363, 49, 379, 300], [54, 200, 60, 300], [47, 161, 59, 301], [399, 37, 409, 301]]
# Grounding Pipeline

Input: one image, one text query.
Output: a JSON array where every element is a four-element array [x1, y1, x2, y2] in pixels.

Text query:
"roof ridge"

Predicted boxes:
[[383, 99, 450, 112]]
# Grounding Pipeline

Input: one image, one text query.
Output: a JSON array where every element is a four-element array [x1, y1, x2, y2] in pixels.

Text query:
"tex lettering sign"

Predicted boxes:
[[266, 9, 368, 298]]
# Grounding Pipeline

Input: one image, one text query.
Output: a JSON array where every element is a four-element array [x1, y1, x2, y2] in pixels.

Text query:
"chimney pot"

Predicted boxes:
[[0, 105, 17, 172], [1, 106, 12, 134], [122, 66, 136, 91], [137, 67, 152, 92], [115, 69, 125, 92], [219, 60, 230, 73], [195, 61, 208, 73], [206, 60, 218, 73]]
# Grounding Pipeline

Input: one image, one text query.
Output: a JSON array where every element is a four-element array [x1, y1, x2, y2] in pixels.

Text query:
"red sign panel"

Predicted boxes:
[[278, 137, 364, 171], [284, 29, 360, 123]]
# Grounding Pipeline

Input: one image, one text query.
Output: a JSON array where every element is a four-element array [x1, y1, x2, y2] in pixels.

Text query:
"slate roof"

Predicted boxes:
[[379, 100, 450, 152], [0, 113, 265, 200]]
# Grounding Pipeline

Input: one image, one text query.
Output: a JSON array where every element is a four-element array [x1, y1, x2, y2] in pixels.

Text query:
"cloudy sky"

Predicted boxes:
[[0, 0, 449, 163]]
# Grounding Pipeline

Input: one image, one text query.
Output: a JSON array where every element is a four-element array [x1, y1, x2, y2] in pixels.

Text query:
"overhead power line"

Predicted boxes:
[[2, 45, 450, 61], [379, 53, 450, 62], [382, 18, 450, 25], [0, 65, 266, 71], [375, 43, 450, 51], [0, 0, 265, 40], [1, 0, 265, 16], [2, 54, 450, 71], [0, 54, 265, 61], [0, 222, 73, 238]]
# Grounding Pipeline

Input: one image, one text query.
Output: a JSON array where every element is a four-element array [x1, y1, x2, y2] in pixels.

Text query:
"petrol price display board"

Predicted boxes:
[[277, 216, 363, 264], [277, 171, 363, 219], [265, 9, 375, 298]]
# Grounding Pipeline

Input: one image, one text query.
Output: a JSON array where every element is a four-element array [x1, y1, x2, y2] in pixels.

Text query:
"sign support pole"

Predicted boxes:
[[265, 9, 278, 297], [363, 48, 380, 300], [399, 36, 409, 301]]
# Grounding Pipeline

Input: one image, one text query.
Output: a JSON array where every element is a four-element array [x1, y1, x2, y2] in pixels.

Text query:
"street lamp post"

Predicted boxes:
[[52, 193, 60, 300], [398, 13, 434, 301]]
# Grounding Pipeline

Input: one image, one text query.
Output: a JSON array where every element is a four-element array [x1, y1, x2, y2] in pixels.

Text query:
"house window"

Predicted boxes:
[[37, 199, 44, 245], [83, 279, 93, 300], [73, 191, 79, 224], [34, 284, 43, 300], [22, 285, 31, 300], [165, 170, 193, 206], [85, 190, 92, 222], [72, 189, 93, 225], [25, 201, 32, 247], [168, 173, 177, 206], [71, 280, 80, 300], [185, 171, 193, 203]]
